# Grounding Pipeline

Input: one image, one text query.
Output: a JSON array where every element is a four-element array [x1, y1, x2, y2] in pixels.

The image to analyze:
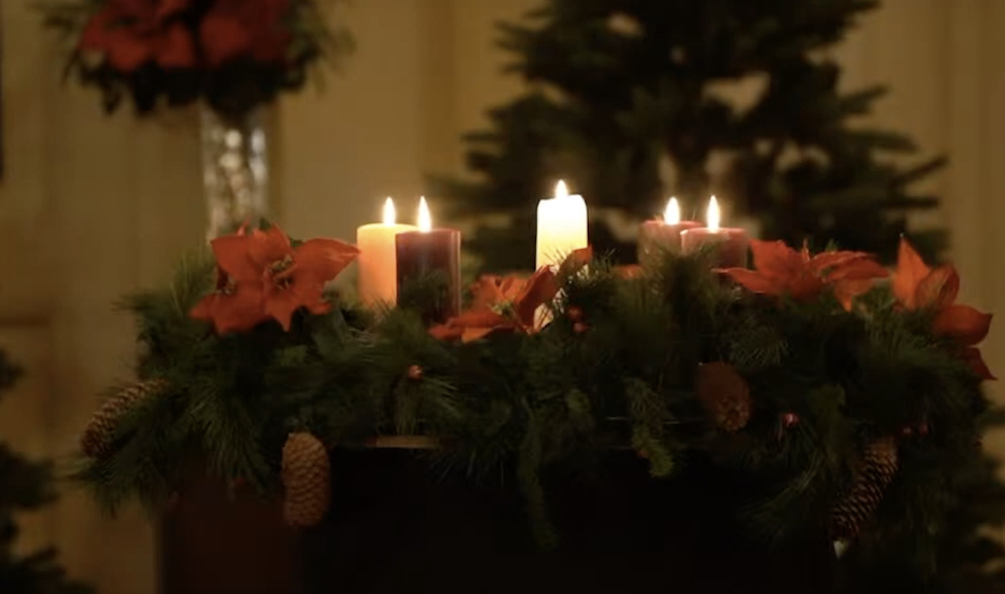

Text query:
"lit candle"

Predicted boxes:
[[395, 197, 462, 323], [536, 181, 589, 270], [356, 198, 418, 307], [637, 197, 702, 266], [680, 196, 750, 268]]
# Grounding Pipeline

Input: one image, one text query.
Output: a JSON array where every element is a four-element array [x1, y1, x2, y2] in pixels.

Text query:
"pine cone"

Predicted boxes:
[[281, 432, 331, 528], [696, 362, 752, 432], [81, 379, 167, 458], [831, 436, 900, 541]]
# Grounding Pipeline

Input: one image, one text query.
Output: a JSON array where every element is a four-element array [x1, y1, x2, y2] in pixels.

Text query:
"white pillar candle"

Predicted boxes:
[[356, 198, 417, 307], [535, 180, 589, 270]]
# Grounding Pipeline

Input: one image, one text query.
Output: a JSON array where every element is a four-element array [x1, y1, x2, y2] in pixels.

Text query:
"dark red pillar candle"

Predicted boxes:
[[638, 219, 702, 267], [680, 227, 750, 269], [395, 229, 461, 323]]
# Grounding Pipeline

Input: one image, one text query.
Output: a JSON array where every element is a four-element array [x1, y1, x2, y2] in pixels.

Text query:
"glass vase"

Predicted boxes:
[[201, 105, 269, 240]]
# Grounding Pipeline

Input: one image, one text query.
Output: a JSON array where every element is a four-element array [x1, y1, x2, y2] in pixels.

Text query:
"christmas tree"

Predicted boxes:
[[0, 351, 92, 594], [435, 0, 946, 271]]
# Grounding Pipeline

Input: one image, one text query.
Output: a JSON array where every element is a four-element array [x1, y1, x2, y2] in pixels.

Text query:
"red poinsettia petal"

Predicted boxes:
[[501, 276, 528, 302], [105, 30, 155, 73], [749, 240, 803, 280], [808, 251, 855, 273], [306, 299, 332, 316], [263, 289, 303, 332], [786, 275, 824, 302], [294, 238, 360, 283], [214, 283, 269, 334], [78, 10, 116, 51], [962, 347, 996, 381], [933, 304, 992, 346], [247, 226, 292, 270], [156, 0, 193, 23], [824, 256, 889, 282], [515, 268, 559, 327], [429, 323, 464, 341], [113, 0, 156, 18], [251, 29, 292, 63], [211, 234, 259, 282], [453, 308, 508, 331], [283, 275, 328, 315], [470, 276, 507, 309], [156, 23, 196, 69], [190, 294, 218, 323], [200, 14, 253, 68], [718, 268, 782, 296], [462, 327, 499, 343], [894, 238, 931, 309], [833, 279, 876, 311], [916, 265, 959, 310]]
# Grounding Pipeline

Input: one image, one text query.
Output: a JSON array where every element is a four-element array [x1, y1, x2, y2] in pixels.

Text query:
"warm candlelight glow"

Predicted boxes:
[[555, 180, 569, 199], [418, 197, 432, 232], [664, 197, 681, 225], [382, 197, 396, 226], [707, 196, 721, 231]]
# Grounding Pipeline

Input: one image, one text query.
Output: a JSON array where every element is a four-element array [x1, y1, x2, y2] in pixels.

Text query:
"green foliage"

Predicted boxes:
[[433, 0, 946, 270], [0, 352, 94, 594], [74, 246, 1003, 591]]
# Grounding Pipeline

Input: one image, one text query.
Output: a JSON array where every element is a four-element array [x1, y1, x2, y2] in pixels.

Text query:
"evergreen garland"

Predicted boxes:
[[74, 245, 996, 589]]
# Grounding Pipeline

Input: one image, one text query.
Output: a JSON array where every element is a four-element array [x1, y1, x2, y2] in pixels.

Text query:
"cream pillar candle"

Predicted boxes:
[[356, 198, 417, 307], [536, 180, 589, 270]]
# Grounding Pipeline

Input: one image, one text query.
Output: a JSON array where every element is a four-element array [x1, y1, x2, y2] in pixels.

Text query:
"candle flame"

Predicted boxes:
[[418, 196, 432, 232], [664, 197, 680, 225], [382, 197, 396, 226], [555, 180, 569, 199], [707, 195, 721, 231]]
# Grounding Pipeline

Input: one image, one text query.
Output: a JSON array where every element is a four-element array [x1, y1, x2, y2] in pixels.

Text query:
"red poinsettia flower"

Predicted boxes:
[[78, 0, 196, 73], [719, 240, 888, 310], [894, 238, 994, 380], [190, 233, 269, 334], [430, 248, 593, 342], [199, 0, 293, 68], [430, 267, 560, 343], [237, 225, 358, 331], [191, 224, 359, 333]]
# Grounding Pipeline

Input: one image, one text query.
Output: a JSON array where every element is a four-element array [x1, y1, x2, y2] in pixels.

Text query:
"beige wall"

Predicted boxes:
[[0, 1, 1003, 593], [0, 2, 204, 593]]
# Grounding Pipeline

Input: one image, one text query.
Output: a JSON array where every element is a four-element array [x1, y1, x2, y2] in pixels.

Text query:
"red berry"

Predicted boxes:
[[407, 365, 424, 381], [573, 322, 589, 334], [901, 425, 914, 437], [917, 422, 929, 437], [782, 412, 800, 428], [567, 306, 584, 322]]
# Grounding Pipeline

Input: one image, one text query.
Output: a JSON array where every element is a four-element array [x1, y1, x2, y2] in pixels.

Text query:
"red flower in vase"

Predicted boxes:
[[78, 0, 196, 73], [200, 0, 294, 68]]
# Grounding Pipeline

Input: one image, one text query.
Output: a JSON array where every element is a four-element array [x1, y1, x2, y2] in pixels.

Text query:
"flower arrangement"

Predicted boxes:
[[40, 0, 352, 116]]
